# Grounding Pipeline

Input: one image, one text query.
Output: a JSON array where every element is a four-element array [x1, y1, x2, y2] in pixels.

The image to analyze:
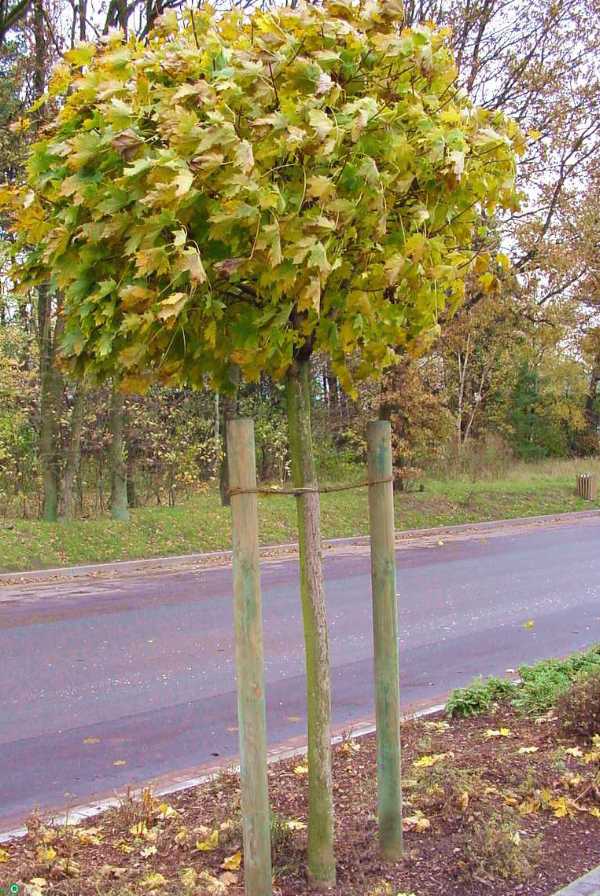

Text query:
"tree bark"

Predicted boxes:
[[38, 286, 63, 522], [219, 390, 239, 507], [61, 384, 86, 519], [286, 358, 336, 889], [109, 385, 129, 521]]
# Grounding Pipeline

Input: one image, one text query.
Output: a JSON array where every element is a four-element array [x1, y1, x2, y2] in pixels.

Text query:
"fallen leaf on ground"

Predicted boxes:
[[485, 727, 512, 738], [518, 746, 539, 754], [139, 871, 167, 889], [99, 864, 127, 879], [83, 737, 100, 745], [221, 850, 242, 870], [158, 802, 178, 819], [549, 796, 576, 818], [403, 810, 431, 832], [413, 753, 448, 768], [0, 848, 9, 862], [179, 867, 197, 886], [293, 764, 308, 776], [285, 819, 307, 831], [564, 747, 583, 758], [523, 619, 535, 629], [196, 829, 219, 851], [35, 845, 57, 864], [423, 720, 450, 732]]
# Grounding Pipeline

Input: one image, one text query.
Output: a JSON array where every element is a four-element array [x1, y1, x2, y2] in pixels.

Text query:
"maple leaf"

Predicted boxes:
[[413, 752, 448, 768], [221, 850, 242, 871], [196, 829, 219, 851], [485, 728, 512, 738]]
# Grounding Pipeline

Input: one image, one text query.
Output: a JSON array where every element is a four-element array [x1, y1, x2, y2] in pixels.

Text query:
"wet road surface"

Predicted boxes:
[[1, 514, 599, 828]]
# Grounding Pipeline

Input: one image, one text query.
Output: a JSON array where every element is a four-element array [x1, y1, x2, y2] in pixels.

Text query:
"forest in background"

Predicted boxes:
[[0, 0, 598, 521]]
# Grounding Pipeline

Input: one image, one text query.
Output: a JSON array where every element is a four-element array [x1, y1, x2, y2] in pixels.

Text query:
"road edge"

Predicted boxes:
[[0, 702, 445, 843], [551, 865, 600, 896], [1, 508, 599, 585]]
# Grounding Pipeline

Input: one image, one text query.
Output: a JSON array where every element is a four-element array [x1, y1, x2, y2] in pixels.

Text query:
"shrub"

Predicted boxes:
[[446, 676, 516, 718], [556, 670, 600, 739], [513, 646, 600, 714], [459, 812, 539, 882], [447, 646, 600, 718]]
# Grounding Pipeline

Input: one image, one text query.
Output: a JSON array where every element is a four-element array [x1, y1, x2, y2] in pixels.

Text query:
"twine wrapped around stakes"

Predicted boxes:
[[228, 476, 394, 498]]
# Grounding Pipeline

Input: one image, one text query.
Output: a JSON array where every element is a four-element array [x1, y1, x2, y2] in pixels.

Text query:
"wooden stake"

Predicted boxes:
[[227, 419, 272, 896], [367, 420, 403, 859]]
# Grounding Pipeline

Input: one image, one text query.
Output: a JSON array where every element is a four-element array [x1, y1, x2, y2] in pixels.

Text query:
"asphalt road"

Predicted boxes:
[[1, 513, 600, 830]]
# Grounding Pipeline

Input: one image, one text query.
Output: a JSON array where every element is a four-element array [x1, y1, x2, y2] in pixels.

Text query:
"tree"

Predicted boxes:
[[5, 1, 520, 883]]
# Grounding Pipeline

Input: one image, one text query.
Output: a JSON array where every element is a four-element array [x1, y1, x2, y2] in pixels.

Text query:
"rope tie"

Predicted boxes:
[[228, 476, 393, 498]]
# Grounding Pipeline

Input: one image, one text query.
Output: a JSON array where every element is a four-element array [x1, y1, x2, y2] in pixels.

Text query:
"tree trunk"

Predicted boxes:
[[38, 286, 63, 522], [219, 390, 239, 507], [61, 384, 86, 519], [286, 358, 336, 889], [109, 385, 129, 521]]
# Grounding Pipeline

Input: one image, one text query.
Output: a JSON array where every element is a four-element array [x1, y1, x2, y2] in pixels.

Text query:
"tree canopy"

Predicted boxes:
[[4, 0, 521, 396]]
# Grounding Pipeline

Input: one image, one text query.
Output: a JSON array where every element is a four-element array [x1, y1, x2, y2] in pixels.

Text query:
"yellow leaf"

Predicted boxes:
[[83, 736, 100, 745], [196, 828, 219, 851], [485, 728, 512, 738], [340, 741, 361, 754], [518, 796, 540, 816], [403, 810, 431, 832], [565, 747, 583, 758], [198, 870, 228, 894], [157, 292, 188, 321], [518, 746, 539, 754], [74, 826, 103, 845], [413, 752, 450, 768], [522, 619, 535, 629], [285, 819, 307, 831], [180, 867, 197, 886], [587, 807, 600, 818], [297, 279, 321, 314], [158, 802, 178, 819], [0, 848, 9, 862], [36, 845, 57, 864], [496, 251, 511, 271], [294, 764, 308, 776], [140, 872, 167, 889], [221, 850, 242, 871], [423, 720, 450, 732], [550, 796, 575, 819], [113, 759, 127, 766]]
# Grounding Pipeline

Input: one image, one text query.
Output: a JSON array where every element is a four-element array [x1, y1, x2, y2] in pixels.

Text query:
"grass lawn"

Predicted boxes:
[[1, 457, 599, 573]]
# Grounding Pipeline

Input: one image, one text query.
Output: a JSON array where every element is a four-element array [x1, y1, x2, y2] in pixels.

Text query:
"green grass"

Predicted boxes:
[[1, 457, 599, 572]]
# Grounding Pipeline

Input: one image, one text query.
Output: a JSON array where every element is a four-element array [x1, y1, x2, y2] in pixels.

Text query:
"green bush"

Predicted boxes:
[[446, 676, 517, 718], [446, 646, 600, 718], [513, 647, 600, 714], [556, 670, 600, 739]]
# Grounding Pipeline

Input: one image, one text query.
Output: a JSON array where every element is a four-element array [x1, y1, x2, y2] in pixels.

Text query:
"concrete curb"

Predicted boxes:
[[1, 508, 599, 585], [552, 866, 600, 895], [0, 702, 445, 844]]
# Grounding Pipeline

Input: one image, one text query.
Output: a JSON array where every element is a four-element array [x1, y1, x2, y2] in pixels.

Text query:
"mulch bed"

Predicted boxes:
[[2, 706, 600, 895]]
